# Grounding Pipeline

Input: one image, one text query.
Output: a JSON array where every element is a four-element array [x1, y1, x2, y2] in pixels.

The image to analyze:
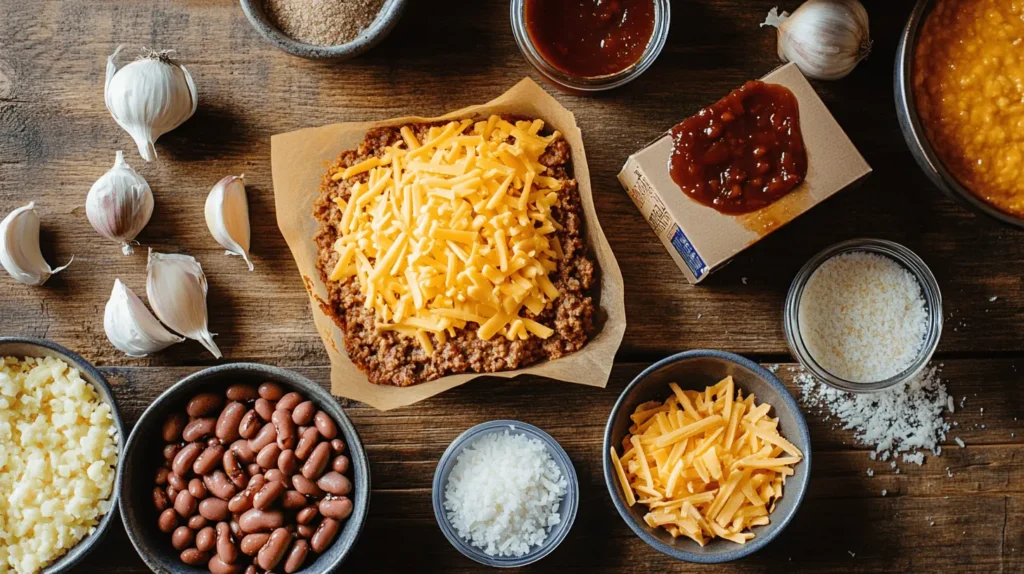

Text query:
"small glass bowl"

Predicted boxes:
[[784, 238, 943, 393], [510, 0, 671, 93], [432, 420, 579, 568]]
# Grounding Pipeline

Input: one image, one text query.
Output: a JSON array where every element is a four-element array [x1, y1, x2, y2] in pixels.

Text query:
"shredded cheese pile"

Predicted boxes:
[[610, 377, 803, 546], [329, 116, 569, 354]]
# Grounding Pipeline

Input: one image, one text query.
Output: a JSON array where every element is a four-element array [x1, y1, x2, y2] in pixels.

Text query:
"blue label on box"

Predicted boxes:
[[670, 225, 707, 279]]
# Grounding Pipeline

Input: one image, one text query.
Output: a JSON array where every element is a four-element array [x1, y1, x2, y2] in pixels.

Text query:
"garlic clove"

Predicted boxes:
[[0, 202, 72, 286], [762, 0, 872, 81], [105, 45, 198, 162], [87, 151, 155, 255], [146, 249, 222, 358], [205, 175, 254, 270], [104, 278, 184, 357]]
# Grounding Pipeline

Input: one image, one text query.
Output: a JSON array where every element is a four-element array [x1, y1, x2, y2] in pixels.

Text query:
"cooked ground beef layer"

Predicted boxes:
[[313, 120, 596, 387]]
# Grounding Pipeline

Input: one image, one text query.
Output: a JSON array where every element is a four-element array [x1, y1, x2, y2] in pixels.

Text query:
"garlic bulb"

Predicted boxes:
[[87, 151, 154, 255], [761, 0, 872, 81], [0, 202, 72, 286], [205, 175, 253, 270], [146, 249, 222, 358], [105, 45, 197, 162], [104, 278, 184, 356]]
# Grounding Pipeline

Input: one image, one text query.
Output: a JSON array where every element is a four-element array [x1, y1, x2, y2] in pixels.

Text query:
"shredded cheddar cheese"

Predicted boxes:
[[611, 377, 803, 547], [329, 116, 566, 353]]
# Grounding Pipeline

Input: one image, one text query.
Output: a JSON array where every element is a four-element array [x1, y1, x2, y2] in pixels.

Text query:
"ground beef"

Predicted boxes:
[[312, 119, 596, 387]]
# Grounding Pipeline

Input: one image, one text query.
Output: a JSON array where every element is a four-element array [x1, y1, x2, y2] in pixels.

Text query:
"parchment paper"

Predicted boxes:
[[271, 78, 626, 411]]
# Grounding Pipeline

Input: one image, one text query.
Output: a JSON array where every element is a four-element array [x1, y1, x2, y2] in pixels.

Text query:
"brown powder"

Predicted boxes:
[[264, 0, 386, 46]]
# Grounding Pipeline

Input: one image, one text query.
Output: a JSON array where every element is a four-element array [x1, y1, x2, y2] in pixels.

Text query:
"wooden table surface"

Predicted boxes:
[[1, 1, 1021, 572]]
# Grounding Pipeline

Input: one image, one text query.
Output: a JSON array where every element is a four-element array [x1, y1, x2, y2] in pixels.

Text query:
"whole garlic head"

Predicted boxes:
[[146, 249, 222, 358], [0, 202, 72, 286], [205, 175, 253, 270], [104, 278, 184, 357], [87, 151, 154, 255], [105, 45, 197, 162]]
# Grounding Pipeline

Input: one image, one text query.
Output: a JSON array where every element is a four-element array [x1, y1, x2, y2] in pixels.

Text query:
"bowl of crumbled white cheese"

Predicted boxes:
[[0, 337, 124, 574], [432, 420, 578, 568]]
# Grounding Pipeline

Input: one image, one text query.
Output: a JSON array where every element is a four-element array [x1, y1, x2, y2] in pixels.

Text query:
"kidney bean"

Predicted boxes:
[[278, 449, 298, 476], [248, 423, 277, 453], [251, 480, 285, 511], [254, 399, 275, 421], [207, 436, 220, 448], [284, 539, 309, 574], [180, 548, 209, 566], [230, 439, 255, 464], [264, 469, 290, 488], [314, 411, 337, 440], [319, 497, 353, 520], [158, 508, 179, 533], [174, 490, 197, 517], [256, 443, 282, 470], [172, 443, 201, 477], [258, 382, 284, 401], [247, 473, 267, 493], [282, 490, 307, 510], [171, 526, 194, 551], [199, 497, 231, 521], [317, 471, 351, 496], [193, 443, 225, 475], [167, 471, 187, 491], [331, 455, 350, 474], [302, 442, 331, 480], [239, 509, 284, 533], [296, 523, 315, 539], [291, 401, 315, 426], [223, 451, 246, 484], [162, 412, 188, 443], [204, 470, 238, 500], [257, 527, 291, 570], [208, 555, 242, 574], [188, 515, 208, 530], [273, 409, 297, 450], [167, 485, 179, 501], [244, 565, 258, 574], [294, 427, 319, 460], [216, 522, 238, 565], [155, 466, 170, 485], [216, 402, 246, 443], [230, 519, 242, 539], [240, 532, 271, 556], [311, 518, 340, 553], [182, 417, 217, 442], [196, 525, 216, 552], [291, 475, 324, 498], [238, 410, 261, 440], [276, 392, 303, 412], [228, 490, 254, 514], [246, 463, 261, 477], [153, 487, 170, 512], [226, 384, 259, 402], [296, 506, 319, 525], [187, 392, 224, 418], [163, 443, 181, 461], [188, 478, 208, 499], [330, 438, 346, 453]]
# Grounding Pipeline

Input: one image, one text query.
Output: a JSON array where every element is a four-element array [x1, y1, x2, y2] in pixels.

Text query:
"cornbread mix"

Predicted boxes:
[[618, 63, 871, 284], [272, 78, 625, 410]]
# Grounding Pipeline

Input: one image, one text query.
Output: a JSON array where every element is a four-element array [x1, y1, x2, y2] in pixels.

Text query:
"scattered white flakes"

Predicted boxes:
[[869, 451, 877, 460], [947, 396, 954, 413], [866, 468, 874, 477], [954, 437, 965, 448], [797, 366, 953, 466], [890, 461, 898, 469], [768, 364, 779, 373], [989, 296, 998, 302], [960, 396, 967, 409], [881, 489, 888, 496], [980, 424, 986, 429], [1012, 433, 1016, 438], [930, 521, 935, 526], [697, 313, 702, 319], [980, 407, 984, 415], [742, 277, 748, 285], [848, 551, 856, 558], [946, 467, 953, 478]]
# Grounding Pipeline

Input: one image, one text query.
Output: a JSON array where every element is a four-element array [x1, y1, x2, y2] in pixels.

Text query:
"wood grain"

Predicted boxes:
[[0, 0, 1022, 572]]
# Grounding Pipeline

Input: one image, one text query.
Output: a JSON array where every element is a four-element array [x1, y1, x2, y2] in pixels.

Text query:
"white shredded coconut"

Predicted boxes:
[[954, 437, 965, 448], [797, 252, 928, 382], [444, 430, 567, 557], [797, 366, 951, 465], [866, 469, 874, 477], [881, 489, 887, 496]]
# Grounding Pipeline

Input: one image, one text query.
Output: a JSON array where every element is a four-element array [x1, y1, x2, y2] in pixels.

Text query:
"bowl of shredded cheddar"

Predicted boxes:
[[602, 350, 811, 563]]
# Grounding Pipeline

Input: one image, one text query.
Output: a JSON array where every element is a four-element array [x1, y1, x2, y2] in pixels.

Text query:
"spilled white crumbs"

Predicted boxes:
[[444, 430, 567, 558]]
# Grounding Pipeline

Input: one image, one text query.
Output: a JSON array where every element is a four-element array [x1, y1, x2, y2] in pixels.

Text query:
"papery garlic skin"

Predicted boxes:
[[0, 202, 72, 286], [146, 249, 222, 358], [762, 0, 871, 81], [87, 151, 154, 255], [105, 45, 198, 162], [205, 175, 253, 270], [104, 278, 184, 357]]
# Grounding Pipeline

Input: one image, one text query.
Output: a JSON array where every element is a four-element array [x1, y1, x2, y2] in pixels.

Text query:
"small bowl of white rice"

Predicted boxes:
[[432, 420, 579, 568], [784, 238, 943, 393]]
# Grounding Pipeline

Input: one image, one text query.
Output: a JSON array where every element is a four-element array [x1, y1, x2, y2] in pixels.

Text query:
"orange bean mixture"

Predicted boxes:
[[914, 0, 1024, 217]]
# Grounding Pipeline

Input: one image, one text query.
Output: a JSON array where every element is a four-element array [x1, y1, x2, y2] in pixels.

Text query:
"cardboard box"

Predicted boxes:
[[617, 63, 872, 284]]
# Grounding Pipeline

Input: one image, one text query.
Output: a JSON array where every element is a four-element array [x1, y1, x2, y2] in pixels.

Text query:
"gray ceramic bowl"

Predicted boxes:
[[895, 0, 1024, 229], [603, 350, 811, 563], [239, 0, 407, 60], [0, 337, 125, 574], [118, 363, 369, 573]]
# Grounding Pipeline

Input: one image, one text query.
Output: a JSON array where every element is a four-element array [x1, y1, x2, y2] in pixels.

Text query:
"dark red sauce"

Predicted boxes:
[[669, 81, 808, 215], [524, 0, 656, 78]]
